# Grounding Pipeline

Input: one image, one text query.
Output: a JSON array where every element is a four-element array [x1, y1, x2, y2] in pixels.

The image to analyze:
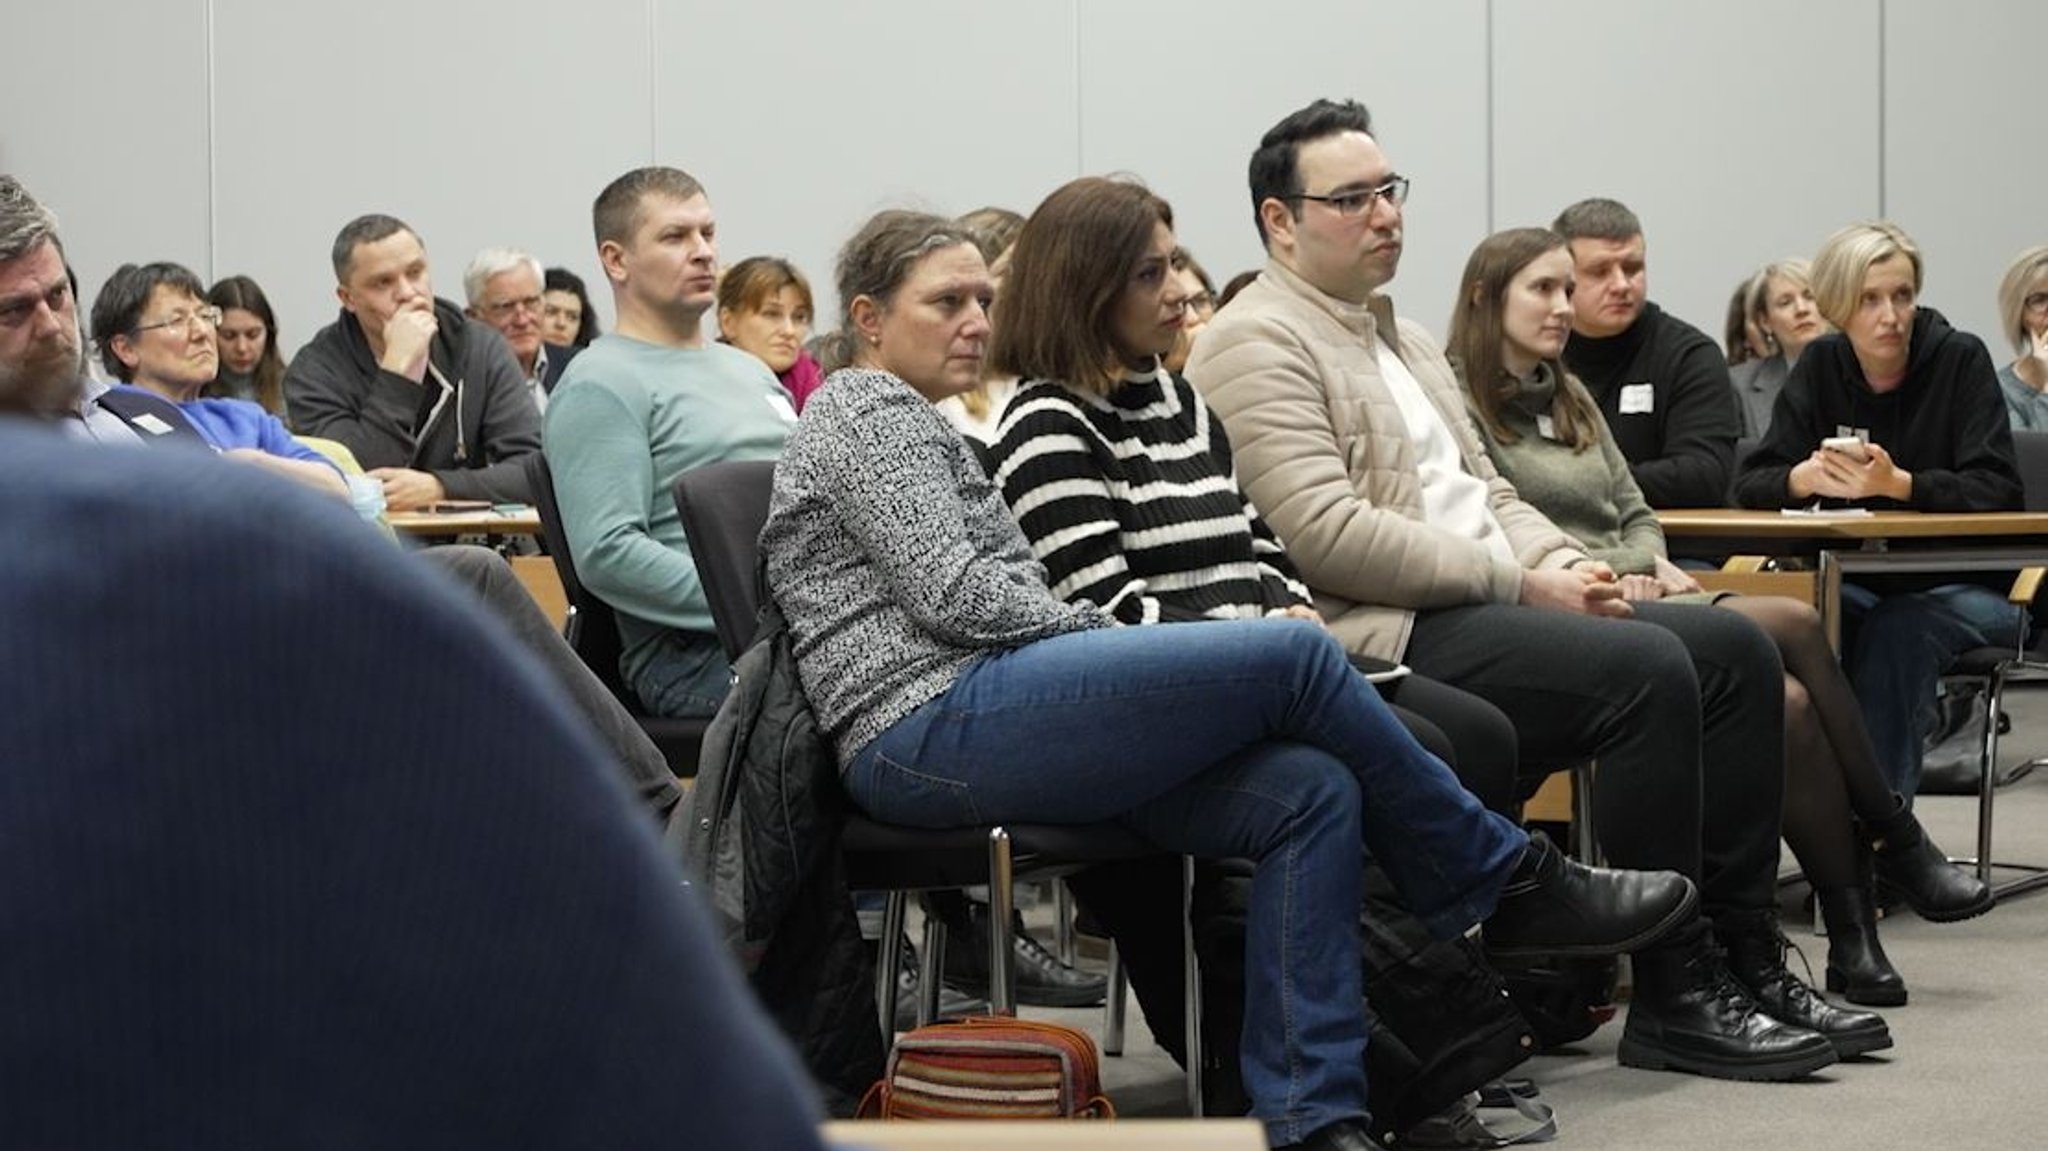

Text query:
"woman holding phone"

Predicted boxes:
[[1735, 220, 2025, 834], [1454, 227, 1990, 1008]]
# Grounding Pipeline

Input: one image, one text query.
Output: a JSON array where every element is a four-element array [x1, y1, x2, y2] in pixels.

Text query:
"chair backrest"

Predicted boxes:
[[2012, 430, 2048, 512], [526, 451, 633, 701], [672, 459, 777, 662]]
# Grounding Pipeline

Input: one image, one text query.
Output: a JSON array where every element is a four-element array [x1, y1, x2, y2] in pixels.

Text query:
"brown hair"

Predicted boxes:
[[593, 166, 705, 250], [988, 177, 1174, 396], [717, 256, 813, 319], [206, 274, 285, 414], [1447, 227, 1605, 453]]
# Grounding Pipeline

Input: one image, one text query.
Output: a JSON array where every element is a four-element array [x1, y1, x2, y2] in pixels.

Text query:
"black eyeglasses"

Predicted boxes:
[[1291, 176, 1411, 217]]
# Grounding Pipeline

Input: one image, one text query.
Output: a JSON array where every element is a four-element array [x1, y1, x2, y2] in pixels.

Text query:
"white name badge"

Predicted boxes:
[[1535, 413, 1558, 441], [764, 392, 798, 423], [1618, 383, 1655, 415], [134, 413, 177, 436]]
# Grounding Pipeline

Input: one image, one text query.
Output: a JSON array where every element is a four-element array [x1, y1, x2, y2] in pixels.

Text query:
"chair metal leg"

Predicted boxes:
[[1977, 668, 2003, 888], [1182, 854, 1204, 1118], [877, 891, 909, 1038], [1054, 879, 1076, 965], [1570, 764, 1599, 865], [1101, 942, 1127, 1056], [918, 903, 946, 1027], [988, 827, 1017, 1015]]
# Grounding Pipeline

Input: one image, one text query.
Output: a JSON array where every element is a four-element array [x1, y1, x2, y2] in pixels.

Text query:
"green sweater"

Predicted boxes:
[[543, 336, 793, 684], [1469, 365, 1667, 576]]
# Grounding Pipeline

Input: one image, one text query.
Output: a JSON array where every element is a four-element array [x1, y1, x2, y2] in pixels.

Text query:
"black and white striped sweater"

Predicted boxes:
[[986, 364, 1312, 625]]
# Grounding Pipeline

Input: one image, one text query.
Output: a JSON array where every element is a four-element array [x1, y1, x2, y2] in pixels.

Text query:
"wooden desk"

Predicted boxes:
[[1658, 509, 2048, 648], [386, 507, 543, 539]]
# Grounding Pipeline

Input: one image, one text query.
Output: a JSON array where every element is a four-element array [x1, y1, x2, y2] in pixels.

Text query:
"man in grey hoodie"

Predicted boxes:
[[285, 214, 541, 510]]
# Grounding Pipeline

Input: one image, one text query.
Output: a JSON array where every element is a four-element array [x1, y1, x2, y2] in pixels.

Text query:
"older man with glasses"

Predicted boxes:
[[465, 247, 580, 415]]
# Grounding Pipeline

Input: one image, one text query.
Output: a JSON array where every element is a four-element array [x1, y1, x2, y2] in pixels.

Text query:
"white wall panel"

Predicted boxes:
[[1493, 0, 1880, 346], [1079, 0, 1491, 341], [1885, 0, 2048, 356], [210, 0, 651, 356], [661, 0, 1081, 322], [0, 0, 211, 336]]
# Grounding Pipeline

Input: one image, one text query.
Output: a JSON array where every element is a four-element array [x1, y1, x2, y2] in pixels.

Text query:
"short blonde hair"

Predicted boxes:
[[1996, 245, 2048, 356], [1810, 222, 1922, 330]]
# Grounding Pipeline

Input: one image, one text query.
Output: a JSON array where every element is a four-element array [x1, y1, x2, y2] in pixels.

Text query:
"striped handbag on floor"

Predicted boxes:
[[858, 1016, 1116, 1120]]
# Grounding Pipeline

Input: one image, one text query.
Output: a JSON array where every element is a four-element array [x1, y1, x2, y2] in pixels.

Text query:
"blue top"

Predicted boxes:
[[1998, 363, 2048, 431], [112, 385, 339, 472]]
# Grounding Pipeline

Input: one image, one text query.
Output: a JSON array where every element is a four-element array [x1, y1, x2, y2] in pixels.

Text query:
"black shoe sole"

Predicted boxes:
[[1617, 1023, 1838, 1081], [1823, 1025, 1894, 1060], [1825, 967, 1909, 1008], [1485, 881, 1701, 960], [1875, 877, 1996, 924], [941, 976, 1108, 1009]]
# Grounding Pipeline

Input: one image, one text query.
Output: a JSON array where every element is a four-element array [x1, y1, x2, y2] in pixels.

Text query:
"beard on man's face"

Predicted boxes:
[[0, 329, 86, 419]]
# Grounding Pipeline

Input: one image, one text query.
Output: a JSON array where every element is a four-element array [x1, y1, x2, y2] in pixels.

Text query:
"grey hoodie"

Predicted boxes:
[[284, 297, 540, 502]]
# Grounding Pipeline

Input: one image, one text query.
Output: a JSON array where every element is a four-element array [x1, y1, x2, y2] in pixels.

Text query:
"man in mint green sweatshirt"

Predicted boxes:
[[544, 168, 794, 718]]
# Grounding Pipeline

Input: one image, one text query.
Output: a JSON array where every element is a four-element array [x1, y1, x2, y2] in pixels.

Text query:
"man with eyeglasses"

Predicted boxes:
[[464, 247, 579, 415], [286, 214, 540, 511], [1556, 197, 1742, 509], [1188, 101, 1858, 1134]]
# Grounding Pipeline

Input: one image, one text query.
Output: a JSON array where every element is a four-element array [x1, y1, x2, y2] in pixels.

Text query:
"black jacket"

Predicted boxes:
[[1563, 302, 1741, 508], [284, 297, 541, 502], [1733, 308, 2021, 512], [681, 598, 883, 1113]]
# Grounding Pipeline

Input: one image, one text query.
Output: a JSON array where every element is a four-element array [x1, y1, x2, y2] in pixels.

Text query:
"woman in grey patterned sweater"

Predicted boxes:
[[759, 209, 1696, 1151]]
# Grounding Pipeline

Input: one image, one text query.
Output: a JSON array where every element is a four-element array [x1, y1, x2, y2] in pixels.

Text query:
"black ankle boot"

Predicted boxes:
[[1868, 804, 1995, 922], [1815, 885, 1907, 1007], [934, 900, 1108, 1008], [1618, 921, 1838, 1080], [1718, 909, 1891, 1059]]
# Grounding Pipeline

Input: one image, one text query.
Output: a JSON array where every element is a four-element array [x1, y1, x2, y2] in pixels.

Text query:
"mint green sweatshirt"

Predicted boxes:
[[543, 336, 793, 684]]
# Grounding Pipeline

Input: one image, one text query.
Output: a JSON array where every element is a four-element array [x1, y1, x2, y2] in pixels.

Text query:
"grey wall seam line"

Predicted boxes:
[[1484, 0, 1495, 233], [204, 0, 218, 280], [1877, 0, 1887, 218]]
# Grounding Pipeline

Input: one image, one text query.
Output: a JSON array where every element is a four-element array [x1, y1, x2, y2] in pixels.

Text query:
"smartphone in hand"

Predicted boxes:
[[1820, 435, 1870, 462]]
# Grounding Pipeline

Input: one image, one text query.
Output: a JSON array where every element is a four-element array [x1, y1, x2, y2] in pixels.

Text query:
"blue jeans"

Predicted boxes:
[[1841, 583, 2024, 802], [844, 619, 1526, 1146], [631, 627, 732, 719]]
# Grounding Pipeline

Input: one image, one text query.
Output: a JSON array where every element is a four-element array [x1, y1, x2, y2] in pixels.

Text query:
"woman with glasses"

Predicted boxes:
[[1994, 245, 2048, 429], [1160, 246, 1217, 374], [1736, 220, 2022, 888], [1453, 227, 1988, 1010], [1728, 260, 1831, 439], [205, 274, 287, 416], [90, 262, 346, 498], [764, 205, 1693, 1151]]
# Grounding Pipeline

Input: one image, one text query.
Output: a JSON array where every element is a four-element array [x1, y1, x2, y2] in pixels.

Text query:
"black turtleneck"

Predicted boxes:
[[1561, 301, 1740, 508]]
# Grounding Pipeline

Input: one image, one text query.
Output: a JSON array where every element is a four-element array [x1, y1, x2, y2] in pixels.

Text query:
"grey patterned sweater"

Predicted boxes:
[[761, 369, 1110, 767]]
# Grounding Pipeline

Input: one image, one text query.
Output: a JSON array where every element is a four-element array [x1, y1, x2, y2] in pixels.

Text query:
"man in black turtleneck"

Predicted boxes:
[[1556, 198, 1741, 508]]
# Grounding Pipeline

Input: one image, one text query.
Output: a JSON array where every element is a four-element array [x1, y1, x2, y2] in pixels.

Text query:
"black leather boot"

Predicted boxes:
[[1483, 830, 1698, 958], [1618, 920, 1838, 1080], [1719, 908, 1892, 1059], [1816, 885, 1907, 1007], [933, 896, 1108, 1008], [1868, 804, 1994, 922]]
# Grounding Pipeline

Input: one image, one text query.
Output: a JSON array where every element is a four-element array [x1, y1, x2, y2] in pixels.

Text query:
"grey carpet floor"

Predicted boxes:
[[1017, 683, 2048, 1149]]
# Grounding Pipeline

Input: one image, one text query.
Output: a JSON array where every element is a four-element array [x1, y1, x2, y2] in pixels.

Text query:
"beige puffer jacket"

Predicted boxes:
[[1185, 259, 1587, 661]]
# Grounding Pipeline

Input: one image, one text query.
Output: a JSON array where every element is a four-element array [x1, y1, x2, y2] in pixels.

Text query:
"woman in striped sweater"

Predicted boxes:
[[983, 178, 1523, 816]]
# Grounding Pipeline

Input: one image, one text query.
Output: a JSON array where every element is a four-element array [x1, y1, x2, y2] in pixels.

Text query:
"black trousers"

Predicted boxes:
[[1403, 600, 1785, 916]]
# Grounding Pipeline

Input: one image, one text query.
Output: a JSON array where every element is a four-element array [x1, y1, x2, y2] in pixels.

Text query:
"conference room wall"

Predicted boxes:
[[3, 1, 2039, 369]]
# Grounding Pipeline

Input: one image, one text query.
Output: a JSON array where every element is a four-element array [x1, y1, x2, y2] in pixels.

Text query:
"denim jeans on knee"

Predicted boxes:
[[842, 619, 1525, 1146], [1842, 583, 2024, 801]]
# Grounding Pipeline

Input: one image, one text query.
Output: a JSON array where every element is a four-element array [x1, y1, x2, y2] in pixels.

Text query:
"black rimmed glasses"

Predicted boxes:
[[1292, 175, 1411, 217], [132, 304, 223, 336]]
